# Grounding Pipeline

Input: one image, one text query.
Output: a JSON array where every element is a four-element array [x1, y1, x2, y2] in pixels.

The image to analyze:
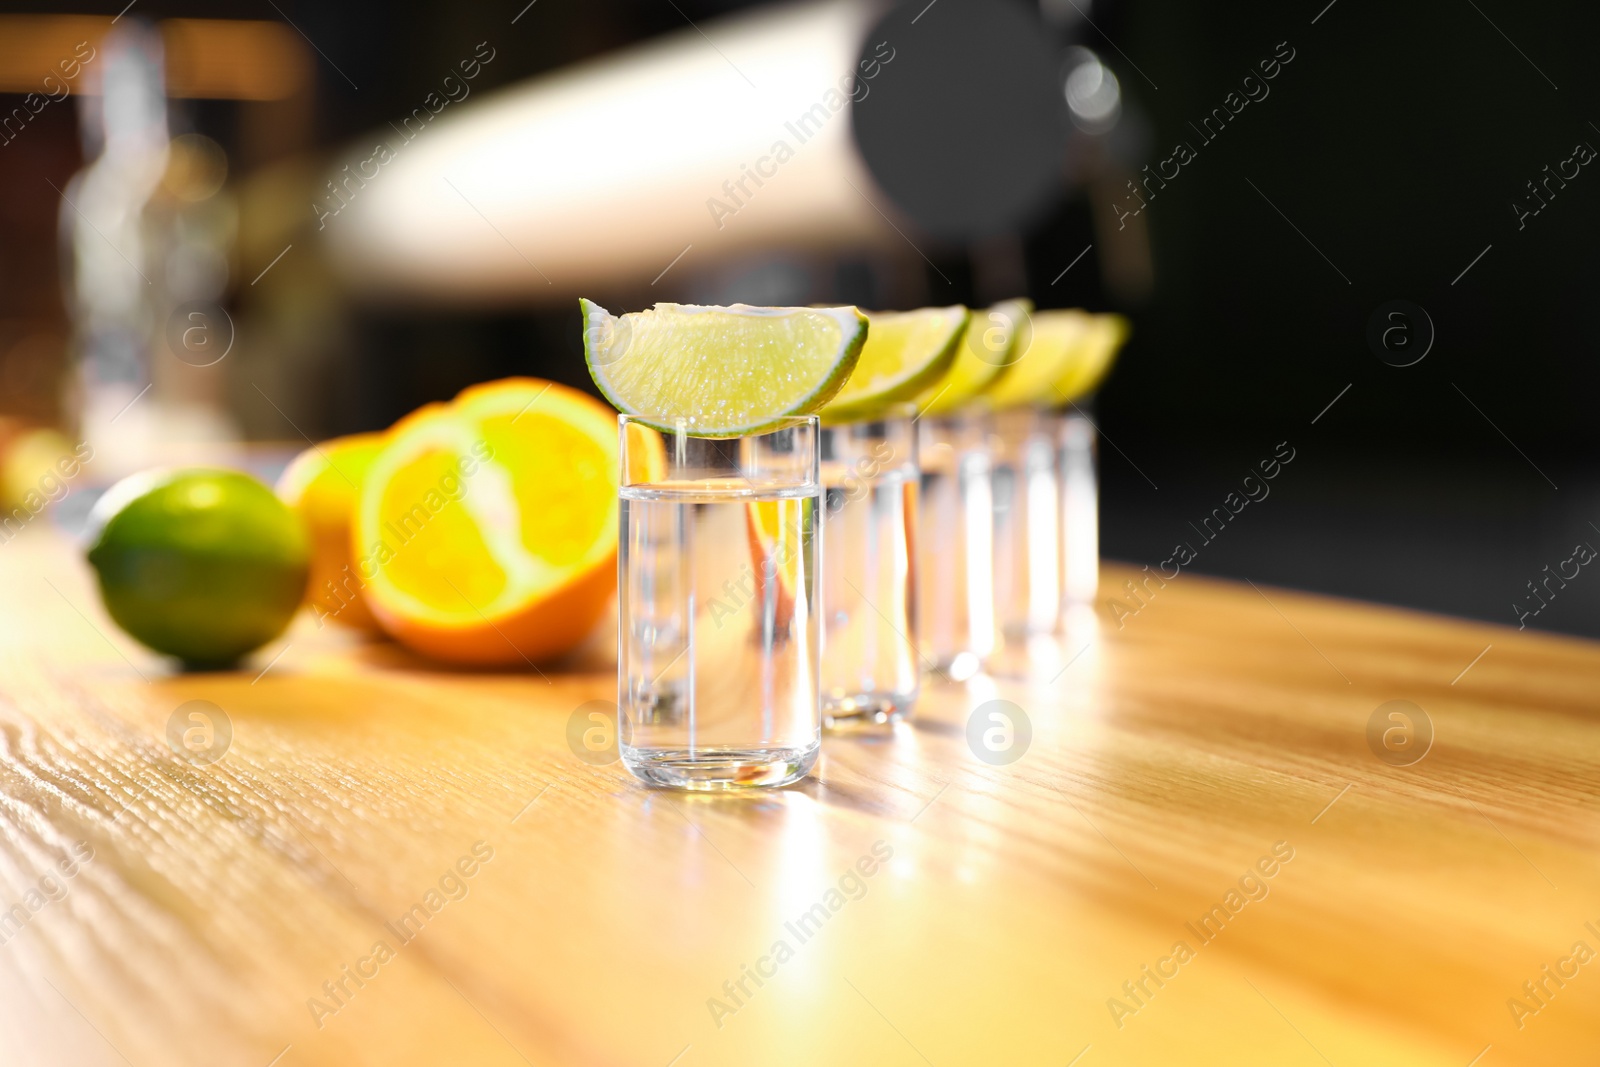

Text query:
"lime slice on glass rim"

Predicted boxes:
[[912, 298, 1033, 417], [581, 300, 867, 437], [819, 305, 969, 423], [1052, 313, 1130, 403], [981, 308, 1096, 409]]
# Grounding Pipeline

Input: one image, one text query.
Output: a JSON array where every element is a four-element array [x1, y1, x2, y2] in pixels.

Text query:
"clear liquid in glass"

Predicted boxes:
[[1060, 410, 1100, 604], [618, 481, 821, 789], [820, 455, 918, 728], [993, 409, 1063, 638], [914, 415, 995, 680]]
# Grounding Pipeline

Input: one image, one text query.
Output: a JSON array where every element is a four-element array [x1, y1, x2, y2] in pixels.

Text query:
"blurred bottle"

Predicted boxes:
[[62, 19, 240, 478]]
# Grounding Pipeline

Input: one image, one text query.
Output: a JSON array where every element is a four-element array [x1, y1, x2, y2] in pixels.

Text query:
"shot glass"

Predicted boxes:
[[819, 408, 919, 730], [1057, 407, 1099, 604], [991, 406, 1061, 639], [617, 414, 822, 790], [914, 411, 995, 680]]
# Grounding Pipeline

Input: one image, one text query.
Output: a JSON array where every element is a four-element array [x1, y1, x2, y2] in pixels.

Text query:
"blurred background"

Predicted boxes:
[[1, 0, 1597, 638]]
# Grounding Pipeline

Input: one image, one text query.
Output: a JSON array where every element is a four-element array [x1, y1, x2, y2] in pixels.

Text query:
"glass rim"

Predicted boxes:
[[616, 412, 820, 439], [819, 401, 919, 429]]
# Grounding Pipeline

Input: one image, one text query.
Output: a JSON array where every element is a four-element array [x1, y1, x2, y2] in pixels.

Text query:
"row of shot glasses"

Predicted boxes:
[[615, 305, 1124, 789]]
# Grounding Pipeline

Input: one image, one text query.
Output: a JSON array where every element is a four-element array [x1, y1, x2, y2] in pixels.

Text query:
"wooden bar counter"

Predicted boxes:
[[1, 528, 1597, 1066]]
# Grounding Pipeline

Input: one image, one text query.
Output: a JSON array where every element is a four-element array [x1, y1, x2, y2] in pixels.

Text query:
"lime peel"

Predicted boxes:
[[983, 309, 1095, 410], [821, 305, 969, 423], [913, 298, 1034, 417], [1052, 313, 1130, 403]]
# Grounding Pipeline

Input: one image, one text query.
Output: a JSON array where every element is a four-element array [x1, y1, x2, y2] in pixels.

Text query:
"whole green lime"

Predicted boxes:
[[85, 468, 310, 668]]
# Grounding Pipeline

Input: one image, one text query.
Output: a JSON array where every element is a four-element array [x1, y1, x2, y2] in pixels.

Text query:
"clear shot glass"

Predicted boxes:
[[1057, 407, 1100, 605], [914, 412, 996, 681], [818, 408, 919, 730], [617, 415, 822, 790], [991, 406, 1062, 639]]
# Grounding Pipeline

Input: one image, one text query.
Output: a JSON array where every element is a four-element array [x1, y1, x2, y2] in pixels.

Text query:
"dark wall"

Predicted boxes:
[[1086, 0, 1600, 640]]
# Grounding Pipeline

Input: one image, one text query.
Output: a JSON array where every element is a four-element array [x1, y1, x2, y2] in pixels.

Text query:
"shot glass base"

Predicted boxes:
[[823, 692, 915, 732], [620, 744, 819, 791], [926, 650, 986, 682]]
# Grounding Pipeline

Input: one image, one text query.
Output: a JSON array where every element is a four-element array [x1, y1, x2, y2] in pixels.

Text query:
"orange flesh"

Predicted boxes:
[[479, 412, 613, 571], [373, 447, 508, 611]]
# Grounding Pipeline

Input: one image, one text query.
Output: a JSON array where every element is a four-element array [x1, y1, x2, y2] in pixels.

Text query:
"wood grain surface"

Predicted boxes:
[[2, 527, 1598, 1066]]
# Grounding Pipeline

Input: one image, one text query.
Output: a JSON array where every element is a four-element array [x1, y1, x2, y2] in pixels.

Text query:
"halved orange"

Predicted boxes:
[[353, 378, 619, 666]]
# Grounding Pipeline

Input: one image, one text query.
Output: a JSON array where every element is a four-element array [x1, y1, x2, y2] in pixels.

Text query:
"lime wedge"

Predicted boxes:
[[582, 300, 867, 436], [982, 309, 1094, 409], [1052, 313, 1130, 402], [912, 298, 1033, 417], [821, 305, 969, 423]]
